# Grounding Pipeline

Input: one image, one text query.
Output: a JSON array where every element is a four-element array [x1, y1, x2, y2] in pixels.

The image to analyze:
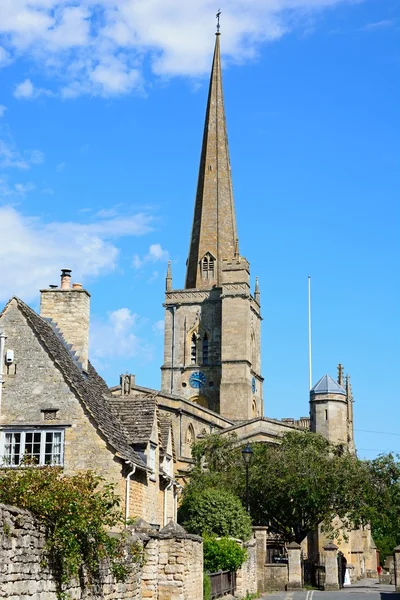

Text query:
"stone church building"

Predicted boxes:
[[0, 31, 374, 577]]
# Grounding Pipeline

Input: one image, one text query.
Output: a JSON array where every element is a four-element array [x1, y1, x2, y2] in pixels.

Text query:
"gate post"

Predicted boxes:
[[393, 546, 400, 591], [286, 542, 302, 590], [323, 543, 339, 591]]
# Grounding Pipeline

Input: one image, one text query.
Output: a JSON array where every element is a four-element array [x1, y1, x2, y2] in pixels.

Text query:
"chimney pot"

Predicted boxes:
[[72, 283, 82, 289], [60, 269, 72, 290]]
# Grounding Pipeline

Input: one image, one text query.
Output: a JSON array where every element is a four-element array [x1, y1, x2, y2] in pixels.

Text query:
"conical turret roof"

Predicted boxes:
[[311, 374, 346, 396]]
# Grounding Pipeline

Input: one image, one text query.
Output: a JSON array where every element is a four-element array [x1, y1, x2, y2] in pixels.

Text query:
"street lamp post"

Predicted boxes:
[[241, 443, 253, 514]]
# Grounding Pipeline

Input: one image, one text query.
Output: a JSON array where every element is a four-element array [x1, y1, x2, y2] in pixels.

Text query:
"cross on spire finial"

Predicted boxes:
[[216, 9, 221, 34]]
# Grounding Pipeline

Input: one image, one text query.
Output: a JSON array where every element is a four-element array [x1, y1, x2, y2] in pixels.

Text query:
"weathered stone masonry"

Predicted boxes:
[[0, 504, 203, 600]]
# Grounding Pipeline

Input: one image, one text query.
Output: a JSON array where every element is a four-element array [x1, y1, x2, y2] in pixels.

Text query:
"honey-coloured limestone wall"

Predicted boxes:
[[0, 301, 126, 502], [40, 287, 90, 371], [0, 504, 203, 600]]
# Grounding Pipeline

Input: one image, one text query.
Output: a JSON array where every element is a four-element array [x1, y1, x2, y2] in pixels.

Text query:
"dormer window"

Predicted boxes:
[[149, 443, 157, 481], [164, 456, 172, 477], [201, 253, 215, 280]]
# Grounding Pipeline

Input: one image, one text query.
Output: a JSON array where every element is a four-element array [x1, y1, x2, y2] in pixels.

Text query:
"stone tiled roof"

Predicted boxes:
[[12, 297, 147, 470], [108, 395, 157, 445]]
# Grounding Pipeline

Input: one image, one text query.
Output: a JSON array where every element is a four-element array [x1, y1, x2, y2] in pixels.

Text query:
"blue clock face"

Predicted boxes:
[[252, 377, 256, 393], [189, 371, 206, 389]]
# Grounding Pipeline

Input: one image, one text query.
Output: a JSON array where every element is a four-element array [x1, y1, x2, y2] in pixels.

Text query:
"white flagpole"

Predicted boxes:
[[308, 276, 312, 391]]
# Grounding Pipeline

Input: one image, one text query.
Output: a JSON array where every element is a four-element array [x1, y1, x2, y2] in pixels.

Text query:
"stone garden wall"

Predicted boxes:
[[235, 539, 257, 598], [0, 503, 202, 600]]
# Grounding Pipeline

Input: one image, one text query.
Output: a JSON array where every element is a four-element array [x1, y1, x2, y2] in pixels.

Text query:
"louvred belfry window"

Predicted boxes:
[[190, 333, 197, 364], [203, 333, 209, 365], [201, 253, 215, 280]]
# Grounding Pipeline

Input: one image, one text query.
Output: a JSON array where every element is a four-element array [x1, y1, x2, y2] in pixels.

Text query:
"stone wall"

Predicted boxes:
[[263, 564, 288, 590], [0, 503, 142, 600], [140, 521, 203, 600], [0, 504, 202, 600], [235, 539, 257, 598]]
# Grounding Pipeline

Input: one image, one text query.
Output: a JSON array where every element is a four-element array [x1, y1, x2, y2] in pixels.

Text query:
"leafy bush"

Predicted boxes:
[[203, 536, 248, 572], [0, 466, 142, 598], [178, 488, 252, 540], [203, 572, 211, 600]]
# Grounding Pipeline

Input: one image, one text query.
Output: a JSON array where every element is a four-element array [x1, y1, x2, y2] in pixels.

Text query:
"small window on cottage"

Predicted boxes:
[[149, 443, 157, 475], [202, 333, 209, 365], [1, 430, 64, 467], [190, 333, 197, 364], [164, 456, 172, 477]]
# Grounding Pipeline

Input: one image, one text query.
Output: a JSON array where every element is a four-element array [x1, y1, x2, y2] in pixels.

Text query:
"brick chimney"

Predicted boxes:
[[40, 269, 91, 371]]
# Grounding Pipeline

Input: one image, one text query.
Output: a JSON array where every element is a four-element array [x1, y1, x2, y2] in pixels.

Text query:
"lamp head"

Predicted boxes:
[[242, 442, 253, 466]]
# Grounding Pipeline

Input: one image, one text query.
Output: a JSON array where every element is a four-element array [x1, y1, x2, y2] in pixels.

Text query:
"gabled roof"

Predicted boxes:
[[5, 297, 147, 470], [159, 414, 175, 459], [311, 374, 346, 396], [108, 395, 158, 445]]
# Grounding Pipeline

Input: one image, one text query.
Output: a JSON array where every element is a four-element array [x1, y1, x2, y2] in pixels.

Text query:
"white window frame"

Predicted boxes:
[[164, 455, 172, 477], [0, 429, 64, 467], [148, 443, 157, 480]]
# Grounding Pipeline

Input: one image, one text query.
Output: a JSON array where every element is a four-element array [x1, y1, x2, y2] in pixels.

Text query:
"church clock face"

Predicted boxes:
[[189, 371, 206, 389]]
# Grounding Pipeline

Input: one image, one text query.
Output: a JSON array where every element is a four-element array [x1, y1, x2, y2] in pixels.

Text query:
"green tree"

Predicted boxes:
[[0, 466, 142, 598], [187, 431, 373, 544], [178, 487, 252, 540], [203, 536, 248, 572], [366, 453, 400, 563]]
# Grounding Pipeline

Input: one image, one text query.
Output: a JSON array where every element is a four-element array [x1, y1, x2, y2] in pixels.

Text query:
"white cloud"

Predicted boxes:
[[29, 149, 44, 164], [0, 205, 154, 302], [0, 0, 360, 98], [90, 308, 153, 363], [363, 20, 393, 31], [14, 78, 52, 99], [13, 182, 36, 195], [0, 106, 7, 118], [0, 135, 44, 169], [152, 319, 164, 335], [0, 177, 36, 197], [56, 161, 66, 172], [0, 46, 12, 67], [133, 243, 169, 269]]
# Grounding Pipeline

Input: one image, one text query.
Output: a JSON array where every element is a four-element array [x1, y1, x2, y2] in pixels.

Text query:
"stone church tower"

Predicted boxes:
[[161, 33, 263, 421]]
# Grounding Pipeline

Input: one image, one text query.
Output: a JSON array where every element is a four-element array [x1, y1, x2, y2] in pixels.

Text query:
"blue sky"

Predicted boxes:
[[0, 0, 398, 459]]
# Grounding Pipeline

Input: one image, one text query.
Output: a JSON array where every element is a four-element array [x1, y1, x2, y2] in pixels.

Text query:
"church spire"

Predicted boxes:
[[185, 32, 238, 289]]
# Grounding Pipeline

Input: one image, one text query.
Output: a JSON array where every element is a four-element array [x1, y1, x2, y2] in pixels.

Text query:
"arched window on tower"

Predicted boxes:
[[201, 253, 215, 281], [203, 333, 209, 365], [185, 423, 195, 457], [190, 333, 197, 364]]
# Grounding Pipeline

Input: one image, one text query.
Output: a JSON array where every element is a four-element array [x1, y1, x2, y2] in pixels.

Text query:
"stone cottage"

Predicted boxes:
[[0, 271, 176, 528]]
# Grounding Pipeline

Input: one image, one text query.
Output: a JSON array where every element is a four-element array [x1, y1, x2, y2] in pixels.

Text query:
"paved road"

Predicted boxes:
[[260, 579, 399, 600]]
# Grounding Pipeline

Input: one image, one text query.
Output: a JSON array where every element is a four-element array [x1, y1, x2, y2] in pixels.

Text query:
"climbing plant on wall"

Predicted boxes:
[[0, 464, 142, 598]]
